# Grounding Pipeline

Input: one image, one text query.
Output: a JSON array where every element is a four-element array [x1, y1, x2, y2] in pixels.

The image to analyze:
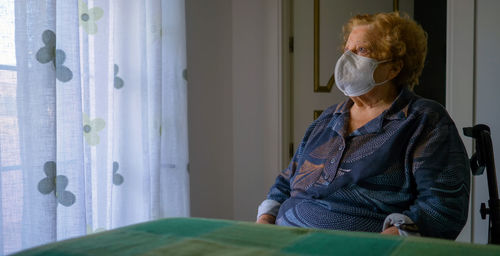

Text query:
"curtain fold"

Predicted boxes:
[[1, 0, 189, 254]]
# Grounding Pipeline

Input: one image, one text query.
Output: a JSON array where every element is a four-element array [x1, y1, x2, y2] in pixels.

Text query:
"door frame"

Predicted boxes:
[[280, 0, 293, 169]]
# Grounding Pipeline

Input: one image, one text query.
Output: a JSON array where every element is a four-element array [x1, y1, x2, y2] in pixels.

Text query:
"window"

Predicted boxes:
[[0, 0, 20, 169], [0, 0, 23, 254]]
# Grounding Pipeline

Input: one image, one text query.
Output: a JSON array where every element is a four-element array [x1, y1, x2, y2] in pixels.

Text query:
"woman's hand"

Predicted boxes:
[[256, 214, 276, 224], [381, 226, 399, 235]]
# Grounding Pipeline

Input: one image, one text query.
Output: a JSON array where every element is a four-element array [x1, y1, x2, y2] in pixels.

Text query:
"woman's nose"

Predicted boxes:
[[345, 47, 355, 54]]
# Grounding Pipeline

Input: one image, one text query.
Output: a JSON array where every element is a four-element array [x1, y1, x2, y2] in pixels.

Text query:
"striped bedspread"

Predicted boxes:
[[12, 218, 500, 256]]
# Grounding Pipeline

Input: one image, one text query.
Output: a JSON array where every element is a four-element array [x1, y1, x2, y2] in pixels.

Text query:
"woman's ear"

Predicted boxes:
[[389, 60, 403, 79]]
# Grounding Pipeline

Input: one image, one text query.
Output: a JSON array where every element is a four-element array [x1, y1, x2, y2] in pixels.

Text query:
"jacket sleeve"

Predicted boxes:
[[403, 120, 471, 239], [257, 113, 327, 218]]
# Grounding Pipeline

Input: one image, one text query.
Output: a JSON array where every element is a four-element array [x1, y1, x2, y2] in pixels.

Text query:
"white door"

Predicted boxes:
[[291, 0, 413, 153]]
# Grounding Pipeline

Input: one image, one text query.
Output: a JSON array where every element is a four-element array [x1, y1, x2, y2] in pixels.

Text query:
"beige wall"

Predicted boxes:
[[446, 0, 500, 244], [231, 0, 282, 221], [186, 0, 282, 221], [473, 0, 500, 244], [186, 0, 235, 220]]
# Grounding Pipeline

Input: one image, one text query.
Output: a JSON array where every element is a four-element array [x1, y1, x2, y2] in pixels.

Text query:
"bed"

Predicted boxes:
[[11, 217, 500, 255]]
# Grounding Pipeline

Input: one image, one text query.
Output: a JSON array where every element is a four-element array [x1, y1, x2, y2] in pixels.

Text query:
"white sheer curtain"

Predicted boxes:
[[0, 0, 189, 254]]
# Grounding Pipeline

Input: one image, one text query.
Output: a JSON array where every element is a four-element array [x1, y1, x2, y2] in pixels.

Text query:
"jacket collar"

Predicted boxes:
[[328, 87, 416, 136]]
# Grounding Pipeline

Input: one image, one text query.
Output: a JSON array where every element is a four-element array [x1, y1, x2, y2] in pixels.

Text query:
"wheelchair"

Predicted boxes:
[[464, 124, 500, 244]]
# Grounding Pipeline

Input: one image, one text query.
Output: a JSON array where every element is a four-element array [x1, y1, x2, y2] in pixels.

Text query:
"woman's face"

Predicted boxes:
[[345, 25, 397, 84], [344, 25, 374, 58]]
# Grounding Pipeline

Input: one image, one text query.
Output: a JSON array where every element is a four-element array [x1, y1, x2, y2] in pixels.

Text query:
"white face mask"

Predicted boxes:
[[334, 51, 391, 97]]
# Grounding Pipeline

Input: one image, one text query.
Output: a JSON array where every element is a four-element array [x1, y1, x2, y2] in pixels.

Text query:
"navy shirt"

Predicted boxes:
[[263, 88, 470, 239]]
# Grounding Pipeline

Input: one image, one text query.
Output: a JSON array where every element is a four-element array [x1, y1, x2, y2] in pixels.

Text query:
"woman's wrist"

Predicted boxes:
[[382, 213, 420, 237], [256, 214, 276, 224]]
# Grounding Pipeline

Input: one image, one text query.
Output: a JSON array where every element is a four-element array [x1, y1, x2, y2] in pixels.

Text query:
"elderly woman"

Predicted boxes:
[[256, 12, 470, 240]]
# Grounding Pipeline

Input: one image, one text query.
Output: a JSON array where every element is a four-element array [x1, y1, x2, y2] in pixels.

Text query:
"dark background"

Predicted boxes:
[[413, 0, 447, 106]]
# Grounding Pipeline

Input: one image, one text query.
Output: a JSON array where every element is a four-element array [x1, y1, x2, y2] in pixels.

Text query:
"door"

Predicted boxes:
[[291, 0, 413, 153]]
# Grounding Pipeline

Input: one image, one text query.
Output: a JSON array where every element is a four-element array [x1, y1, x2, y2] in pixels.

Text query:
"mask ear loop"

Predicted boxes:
[[372, 59, 394, 86]]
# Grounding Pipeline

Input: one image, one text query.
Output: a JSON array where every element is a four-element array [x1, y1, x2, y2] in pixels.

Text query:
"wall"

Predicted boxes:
[[231, 0, 282, 221], [447, 0, 500, 244], [186, 0, 282, 221], [446, 0, 475, 242], [473, 0, 500, 244], [185, 0, 235, 220]]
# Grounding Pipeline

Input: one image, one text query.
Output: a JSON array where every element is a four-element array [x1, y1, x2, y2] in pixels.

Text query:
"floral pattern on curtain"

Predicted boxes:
[[0, 0, 189, 254]]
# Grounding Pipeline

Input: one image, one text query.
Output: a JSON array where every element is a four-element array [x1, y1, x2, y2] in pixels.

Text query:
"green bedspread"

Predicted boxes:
[[12, 218, 500, 256]]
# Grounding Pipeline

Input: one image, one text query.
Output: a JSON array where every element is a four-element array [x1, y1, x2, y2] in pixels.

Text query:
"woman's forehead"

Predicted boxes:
[[347, 26, 373, 46]]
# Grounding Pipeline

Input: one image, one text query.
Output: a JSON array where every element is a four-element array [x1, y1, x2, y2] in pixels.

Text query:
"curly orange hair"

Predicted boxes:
[[342, 12, 427, 89]]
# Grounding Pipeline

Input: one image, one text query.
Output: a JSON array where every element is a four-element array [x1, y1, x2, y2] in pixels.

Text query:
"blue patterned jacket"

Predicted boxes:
[[261, 88, 470, 239]]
